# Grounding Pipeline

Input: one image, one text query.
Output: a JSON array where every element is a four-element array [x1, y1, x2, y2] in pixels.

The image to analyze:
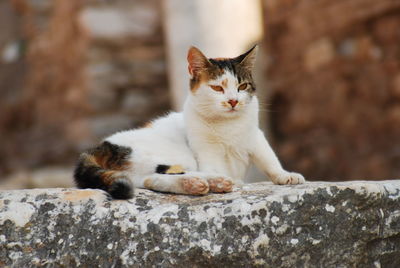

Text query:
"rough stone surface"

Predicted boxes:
[[1, 180, 400, 267]]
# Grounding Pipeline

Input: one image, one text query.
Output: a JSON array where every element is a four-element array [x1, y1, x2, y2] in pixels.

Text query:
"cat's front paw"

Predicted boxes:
[[207, 177, 233, 193], [271, 172, 305, 185]]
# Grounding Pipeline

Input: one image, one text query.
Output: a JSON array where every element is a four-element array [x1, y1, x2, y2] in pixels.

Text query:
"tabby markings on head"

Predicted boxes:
[[187, 46, 258, 94]]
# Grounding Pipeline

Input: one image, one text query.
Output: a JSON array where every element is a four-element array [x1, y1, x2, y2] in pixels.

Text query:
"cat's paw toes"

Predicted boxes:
[[181, 177, 209, 195], [208, 177, 233, 193], [272, 172, 305, 185]]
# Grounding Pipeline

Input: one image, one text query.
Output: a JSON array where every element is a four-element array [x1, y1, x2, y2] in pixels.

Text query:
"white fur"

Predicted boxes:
[[104, 69, 305, 194]]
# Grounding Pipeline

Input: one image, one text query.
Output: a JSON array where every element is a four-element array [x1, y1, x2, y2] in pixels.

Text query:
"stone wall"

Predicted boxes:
[[81, 0, 169, 140], [263, 0, 400, 180], [1, 181, 400, 267]]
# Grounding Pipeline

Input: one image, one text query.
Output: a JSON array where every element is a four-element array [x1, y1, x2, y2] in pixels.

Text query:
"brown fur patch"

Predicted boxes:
[[165, 165, 184, 174], [74, 142, 133, 193], [190, 76, 203, 93], [83, 154, 97, 166], [100, 170, 120, 186], [189, 47, 257, 94], [142, 121, 153, 128], [221, 78, 228, 88], [190, 67, 225, 93], [144, 178, 153, 189], [91, 142, 132, 171], [94, 154, 130, 171], [190, 60, 255, 94], [213, 57, 229, 61]]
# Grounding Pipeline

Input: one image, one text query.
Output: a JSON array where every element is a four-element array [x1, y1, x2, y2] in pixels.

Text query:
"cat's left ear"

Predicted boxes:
[[236, 45, 258, 71]]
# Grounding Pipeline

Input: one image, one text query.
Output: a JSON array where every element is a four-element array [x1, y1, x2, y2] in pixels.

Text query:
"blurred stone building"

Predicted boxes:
[[0, 0, 169, 178], [263, 0, 400, 180], [0, 0, 399, 182]]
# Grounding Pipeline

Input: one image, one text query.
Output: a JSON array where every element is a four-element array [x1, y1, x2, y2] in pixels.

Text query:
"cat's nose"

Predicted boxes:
[[228, 99, 238, 108]]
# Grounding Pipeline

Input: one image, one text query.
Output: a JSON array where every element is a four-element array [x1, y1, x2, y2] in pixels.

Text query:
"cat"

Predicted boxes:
[[74, 45, 305, 199]]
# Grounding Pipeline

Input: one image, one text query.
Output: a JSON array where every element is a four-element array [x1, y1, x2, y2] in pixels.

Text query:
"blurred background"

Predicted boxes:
[[0, 0, 399, 189]]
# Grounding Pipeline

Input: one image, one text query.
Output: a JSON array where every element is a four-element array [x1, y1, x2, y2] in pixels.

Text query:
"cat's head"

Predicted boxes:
[[187, 46, 258, 118]]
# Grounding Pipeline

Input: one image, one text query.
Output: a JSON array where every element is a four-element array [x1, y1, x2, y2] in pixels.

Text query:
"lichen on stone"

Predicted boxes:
[[1, 181, 400, 267]]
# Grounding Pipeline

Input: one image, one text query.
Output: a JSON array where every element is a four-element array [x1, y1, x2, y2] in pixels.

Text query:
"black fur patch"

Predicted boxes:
[[190, 46, 257, 93], [74, 160, 105, 190], [208, 52, 256, 92], [73, 141, 134, 200], [108, 178, 134, 199], [155, 164, 185, 175], [156, 165, 170, 174], [88, 141, 132, 170]]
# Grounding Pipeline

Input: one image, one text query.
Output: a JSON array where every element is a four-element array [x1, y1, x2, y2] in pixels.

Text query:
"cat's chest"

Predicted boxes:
[[207, 135, 250, 178], [188, 123, 254, 178], [204, 129, 250, 160]]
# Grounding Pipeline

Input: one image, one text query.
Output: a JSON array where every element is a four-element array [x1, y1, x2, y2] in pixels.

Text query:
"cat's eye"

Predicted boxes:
[[238, 83, 248, 91], [210, 85, 224, 93]]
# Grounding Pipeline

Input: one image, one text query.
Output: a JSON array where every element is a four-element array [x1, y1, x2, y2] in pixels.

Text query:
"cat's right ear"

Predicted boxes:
[[187, 46, 210, 77]]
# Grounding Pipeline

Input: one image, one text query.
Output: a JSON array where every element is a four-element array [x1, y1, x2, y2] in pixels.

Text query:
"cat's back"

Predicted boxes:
[[106, 112, 185, 148], [105, 112, 196, 175]]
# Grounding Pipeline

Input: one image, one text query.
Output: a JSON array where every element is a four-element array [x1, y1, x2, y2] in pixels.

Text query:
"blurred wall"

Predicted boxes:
[[163, 0, 264, 110], [1, 0, 399, 182], [0, 0, 169, 177], [262, 0, 400, 180]]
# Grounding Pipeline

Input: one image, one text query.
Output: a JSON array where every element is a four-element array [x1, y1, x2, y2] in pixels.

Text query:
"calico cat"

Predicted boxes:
[[74, 45, 305, 199]]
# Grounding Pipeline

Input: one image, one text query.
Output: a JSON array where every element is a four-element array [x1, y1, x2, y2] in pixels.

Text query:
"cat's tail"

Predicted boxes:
[[73, 141, 134, 199]]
